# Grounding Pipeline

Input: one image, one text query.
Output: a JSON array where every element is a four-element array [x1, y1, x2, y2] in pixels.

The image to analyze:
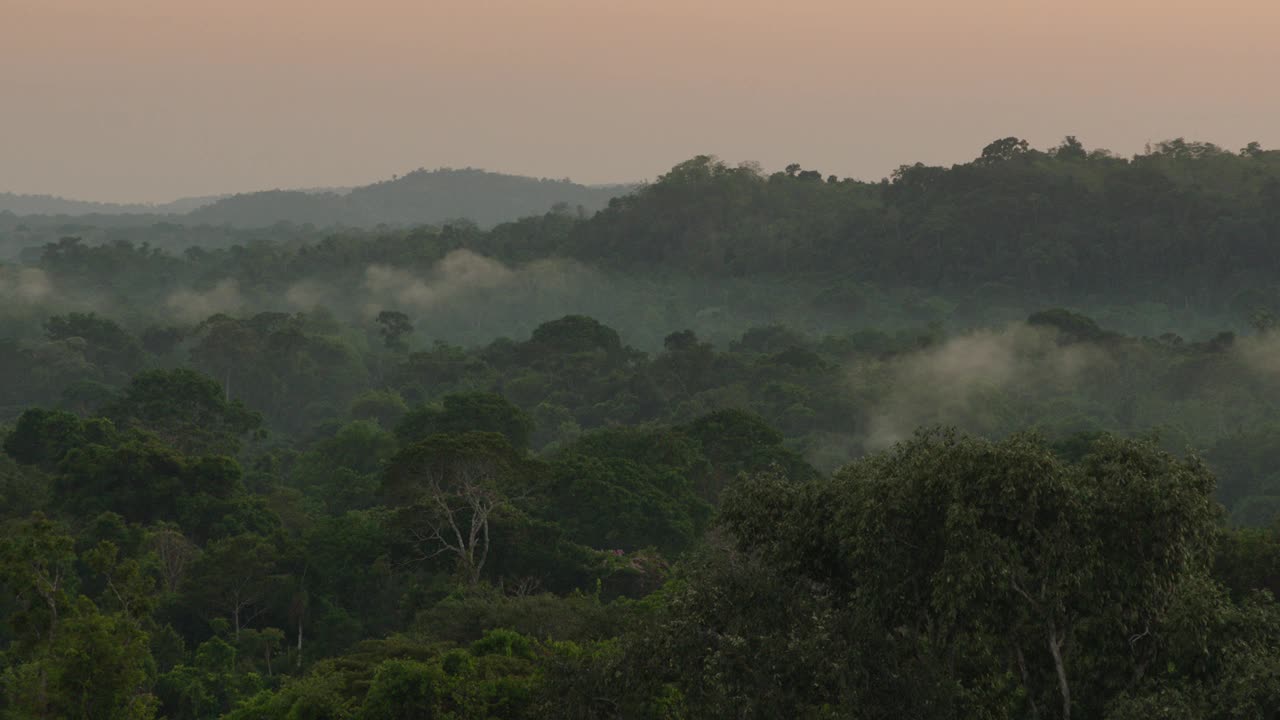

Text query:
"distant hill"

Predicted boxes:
[[0, 192, 224, 216], [2, 169, 634, 228], [184, 169, 632, 228], [184, 190, 359, 227]]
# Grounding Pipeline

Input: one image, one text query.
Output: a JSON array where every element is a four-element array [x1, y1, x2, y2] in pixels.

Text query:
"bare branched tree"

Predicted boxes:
[[407, 458, 511, 586], [502, 575, 544, 598]]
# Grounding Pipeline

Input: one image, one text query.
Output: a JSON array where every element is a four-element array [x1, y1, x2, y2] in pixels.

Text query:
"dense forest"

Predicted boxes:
[[4, 137, 1280, 718]]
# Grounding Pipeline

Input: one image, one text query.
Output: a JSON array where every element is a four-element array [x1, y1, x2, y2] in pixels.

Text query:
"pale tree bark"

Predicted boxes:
[[32, 564, 66, 641], [1047, 619, 1071, 720], [150, 528, 196, 594], [408, 460, 510, 586], [289, 573, 308, 671], [1012, 576, 1072, 720]]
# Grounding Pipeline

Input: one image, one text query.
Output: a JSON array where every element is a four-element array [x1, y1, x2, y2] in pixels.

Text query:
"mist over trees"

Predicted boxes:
[[4, 137, 1280, 718]]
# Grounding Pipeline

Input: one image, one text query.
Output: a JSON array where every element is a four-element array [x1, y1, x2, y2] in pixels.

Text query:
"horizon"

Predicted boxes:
[[5, 0, 1278, 204], [0, 165, 644, 208], [1, 134, 1268, 208]]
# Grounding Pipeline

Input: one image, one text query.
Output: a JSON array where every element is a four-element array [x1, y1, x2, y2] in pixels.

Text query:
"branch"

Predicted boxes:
[[1011, 576, 1041, 609]]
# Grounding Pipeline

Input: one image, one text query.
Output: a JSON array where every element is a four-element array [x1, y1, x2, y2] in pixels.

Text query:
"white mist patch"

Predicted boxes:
[[0, 267, 53, 303], [858, 324, 1108, 450], [284, 280, 331, 310], [165, 279, 243, 323], [364, 250, 513, 312], [360, 249, 587, 318], [1236, 333, 1280, 376]]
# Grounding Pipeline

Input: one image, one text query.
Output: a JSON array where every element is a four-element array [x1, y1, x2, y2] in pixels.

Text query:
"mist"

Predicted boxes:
[[0, 267, 52, 304], [165, 279, 244, 323], [854, 324, 1111, 450]]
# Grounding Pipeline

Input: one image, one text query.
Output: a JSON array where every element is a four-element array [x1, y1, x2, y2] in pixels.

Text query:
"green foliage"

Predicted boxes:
[[1027, 308, 1117, 344], [4, 408, 87, 468], [596, 431, 1256, 719], [413, 589, 621, 646], [183, 534, 281, 639], [395, 393, 534, 450], [220, 664, 349, 720], [347, 390, 408, 429], [2, 597, 159, 720], [469, 629, 534, 660], [0, 513, 78, 652], [44, 312, 146, 383], [375, 311, 413, 353], [156, 636, 267, 720], [359, 660, 448, 719], [8, 143, 1280, 718], [104, 368, 262, 455]]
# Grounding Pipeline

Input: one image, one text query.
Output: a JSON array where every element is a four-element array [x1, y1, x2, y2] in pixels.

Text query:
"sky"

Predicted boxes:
[[3, 0, 1279, 203]]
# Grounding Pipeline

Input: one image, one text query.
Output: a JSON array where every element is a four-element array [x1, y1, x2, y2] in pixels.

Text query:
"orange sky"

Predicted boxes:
[[3, 0, 1278, 202]]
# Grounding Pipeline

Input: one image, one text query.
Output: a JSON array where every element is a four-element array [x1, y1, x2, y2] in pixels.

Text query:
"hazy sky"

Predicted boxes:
[[4, 0, 1278, 203]]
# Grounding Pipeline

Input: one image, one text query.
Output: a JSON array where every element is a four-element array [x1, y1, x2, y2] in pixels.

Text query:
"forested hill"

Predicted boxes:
[[9, 138, 1280, 718], [569, 137, 1280, 299], [185, 169, 628, 228], [7, 138, 1280, 301]]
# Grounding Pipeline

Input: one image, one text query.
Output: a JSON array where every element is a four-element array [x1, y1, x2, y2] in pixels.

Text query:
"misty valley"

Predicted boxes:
[[5, 139, 1280, 718]]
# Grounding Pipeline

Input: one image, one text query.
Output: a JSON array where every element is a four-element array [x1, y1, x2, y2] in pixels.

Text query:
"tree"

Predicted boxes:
[[657, 431, 1238, 719], [360, 660, 450, 719], [187, 314, 257, 403], [238, 626, 285, 676], [184, 533, 280, 639], [529, 315, 623, 357], [349, 389, 409, 428], [0, 513, 77, 648], [395, 392, 535, 450], [53, 431, 245, 531], [543, 426, 712, 553], [103, 368, 262, 455], [148, 525, 198, 595], [2, 597, 159, 720], [43, 312, 146, 382], [384, 432, 526, 586], [3, 407, 87, 469], [978, 136, 1030, 164], [218, 666, 351, 720], [84, 540, 157, 620], [1054, 135, 1088, 160], [157, 636, 265, 719], [1027, 308, 1116, 344], [377, 310, 415, 352], [680, 409, 819, 500]]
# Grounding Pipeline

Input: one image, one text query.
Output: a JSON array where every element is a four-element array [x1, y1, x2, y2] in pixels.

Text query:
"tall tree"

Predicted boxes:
[[384, 432, 528, 585]]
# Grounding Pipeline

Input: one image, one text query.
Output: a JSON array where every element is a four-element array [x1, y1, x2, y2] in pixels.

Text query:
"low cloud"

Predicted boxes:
[[284, 279, 330, 311], [1237, 332, 1280, 376], [166, 279, 243, 323], [0, 267, 53, 303], [360, 249, 587, 319], [364, 249, 514, 311], [857, 324, 1109, 450]]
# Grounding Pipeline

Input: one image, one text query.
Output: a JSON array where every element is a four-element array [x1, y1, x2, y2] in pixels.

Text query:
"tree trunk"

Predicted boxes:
[[296, 619, 303, 670], [46, 595, 58, 641], [1047, 620, 1070, 720]]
